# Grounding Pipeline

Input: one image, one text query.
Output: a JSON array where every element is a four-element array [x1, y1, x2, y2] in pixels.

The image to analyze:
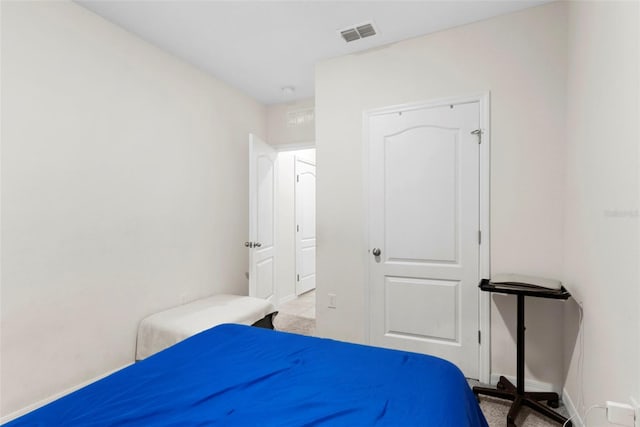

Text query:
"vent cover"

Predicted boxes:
[[340, 28, 361, 43], [356, 23, 376, 38], [339, 22, 377, 43], [286, 108, 315, 127]]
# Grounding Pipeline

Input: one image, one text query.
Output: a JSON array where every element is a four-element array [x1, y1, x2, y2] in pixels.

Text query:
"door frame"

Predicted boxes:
[[362, 93, 491, 383], [272, 143, 316, 307]]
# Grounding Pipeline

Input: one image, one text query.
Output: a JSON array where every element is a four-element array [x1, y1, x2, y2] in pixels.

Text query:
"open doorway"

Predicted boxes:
[[275, 148, 316, 321], [258, 97, 316, 330]]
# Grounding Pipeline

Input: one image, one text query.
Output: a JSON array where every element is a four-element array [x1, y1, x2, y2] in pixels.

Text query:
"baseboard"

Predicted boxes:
[[490, 373, 561, 394], [562, 388, 583, 427], [0, 363, 132, 424]]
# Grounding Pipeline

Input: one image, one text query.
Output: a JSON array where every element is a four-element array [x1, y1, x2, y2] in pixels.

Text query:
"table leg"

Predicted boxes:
[[474, 288, 571, 426], [517, 294, 525, 395]]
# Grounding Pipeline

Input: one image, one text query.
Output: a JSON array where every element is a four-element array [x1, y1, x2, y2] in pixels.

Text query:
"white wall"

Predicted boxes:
[[267, 98, 315, 146], [316, 2, 568, 387], [275, 149, 315, 304], [562, 0, 639, 422], [0, 1, 265, 416]]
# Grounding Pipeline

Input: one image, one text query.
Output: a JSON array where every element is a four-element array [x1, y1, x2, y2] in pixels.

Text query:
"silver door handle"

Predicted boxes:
[[254, 242, 262, 248], [372, 248, 381, 256], [244, 241, 253, 248]]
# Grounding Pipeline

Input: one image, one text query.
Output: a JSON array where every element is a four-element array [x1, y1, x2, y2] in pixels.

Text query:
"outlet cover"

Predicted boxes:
[[607, 401, 635, 426], [328, 293, 336, 308]]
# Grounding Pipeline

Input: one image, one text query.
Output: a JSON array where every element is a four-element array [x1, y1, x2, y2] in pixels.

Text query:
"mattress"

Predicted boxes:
[[136, 294, 275, 360], [5, 325, 489, 427]]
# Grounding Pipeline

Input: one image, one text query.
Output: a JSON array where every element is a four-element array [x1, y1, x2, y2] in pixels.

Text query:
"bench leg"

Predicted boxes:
[[251, 311, 278, 330]]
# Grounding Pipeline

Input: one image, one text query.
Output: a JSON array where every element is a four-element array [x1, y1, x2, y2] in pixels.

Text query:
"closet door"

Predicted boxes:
[[368, 101, 481, 378]]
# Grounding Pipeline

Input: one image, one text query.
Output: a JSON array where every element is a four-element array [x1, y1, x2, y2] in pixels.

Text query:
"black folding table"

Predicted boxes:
[[473, 278, 572, 426]]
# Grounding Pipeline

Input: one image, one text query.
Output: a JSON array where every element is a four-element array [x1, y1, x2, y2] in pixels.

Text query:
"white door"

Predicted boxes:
[[368, 101, 481, 378], [295, 158, 316, 295], [248, 134, 277, 303]]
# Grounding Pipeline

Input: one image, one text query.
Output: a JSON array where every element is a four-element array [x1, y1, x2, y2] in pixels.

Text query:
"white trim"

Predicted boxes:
[[273, 141, 315, 152], [490, 373, 561, 394], [563, 387, 584, 427], [478, 92, 491, 384], [294, 156, 316, 168], [362, 93, 491, 383], [248, 134, 257, 299], [364, 93, 489, 118], [0, 363, 133, 424], [272, 149, 279, 305], [362, 110, 372, 344]]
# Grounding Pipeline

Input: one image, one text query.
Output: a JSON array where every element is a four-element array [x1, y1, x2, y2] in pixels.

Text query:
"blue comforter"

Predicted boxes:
[[5, 324, 488, 426]]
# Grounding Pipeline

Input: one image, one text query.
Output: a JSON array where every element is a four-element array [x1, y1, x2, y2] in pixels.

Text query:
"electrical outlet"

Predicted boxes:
[[630, 397, 639, 427], [607, 401, 635, 426], [328, 293, 337, 309]]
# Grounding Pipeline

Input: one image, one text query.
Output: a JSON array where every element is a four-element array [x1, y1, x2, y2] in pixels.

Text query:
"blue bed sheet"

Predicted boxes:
[[5, 324, 488, 426]]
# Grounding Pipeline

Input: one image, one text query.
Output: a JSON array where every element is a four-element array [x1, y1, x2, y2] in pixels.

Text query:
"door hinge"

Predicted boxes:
[[296, 175, 299, 182], [297, 224, 300, 232], [297, 274, 300, 282], [478, 330, 481, 344], [478, 230, 482, 245], [471, 129, 482, 144]]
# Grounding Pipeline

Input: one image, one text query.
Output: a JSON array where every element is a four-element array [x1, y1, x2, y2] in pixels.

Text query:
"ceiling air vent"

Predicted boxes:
[[340, 28, 361, 43], [356, 23, 376, 38], [339, 22, 377, 43]]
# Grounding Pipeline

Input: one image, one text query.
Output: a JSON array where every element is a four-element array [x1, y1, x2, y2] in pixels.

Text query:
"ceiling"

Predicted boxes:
[[77, 1, 550, 105]]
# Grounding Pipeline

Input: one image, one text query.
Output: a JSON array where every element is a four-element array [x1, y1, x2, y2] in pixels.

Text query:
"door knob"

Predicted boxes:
[[372, 248, 381, 256], [244, 241, 253, 248], [254, 242, 262, 248]]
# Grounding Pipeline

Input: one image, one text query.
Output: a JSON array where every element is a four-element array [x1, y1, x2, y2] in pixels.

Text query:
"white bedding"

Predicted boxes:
[[136, 294, 275, 360]]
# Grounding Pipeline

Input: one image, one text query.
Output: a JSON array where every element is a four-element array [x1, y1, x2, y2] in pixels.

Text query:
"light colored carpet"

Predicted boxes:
[[478, 396, 570, 426], [273, 312, 316, 336], [468, 380, 570, 426], [274, 315, 568, 426]]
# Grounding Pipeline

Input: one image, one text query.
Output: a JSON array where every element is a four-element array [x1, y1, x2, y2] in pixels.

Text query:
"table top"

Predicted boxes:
[[479, 278, 571, 300]]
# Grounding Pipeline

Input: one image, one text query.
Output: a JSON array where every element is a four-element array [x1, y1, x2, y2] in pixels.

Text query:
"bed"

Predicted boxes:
[[4, 324, 488, 426], [135, 294, 276, 360]]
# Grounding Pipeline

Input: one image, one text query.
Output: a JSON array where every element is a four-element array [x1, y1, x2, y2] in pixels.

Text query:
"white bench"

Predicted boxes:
[[136, 295, 276, 360]]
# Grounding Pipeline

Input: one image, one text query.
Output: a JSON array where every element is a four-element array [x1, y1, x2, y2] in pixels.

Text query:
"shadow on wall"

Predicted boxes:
[[492, 294, 569, 387], [562, 298, 582, 392]]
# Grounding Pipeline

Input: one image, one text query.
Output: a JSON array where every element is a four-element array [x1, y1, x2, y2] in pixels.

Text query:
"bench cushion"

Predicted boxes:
[[136, 295, 275, 360]]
